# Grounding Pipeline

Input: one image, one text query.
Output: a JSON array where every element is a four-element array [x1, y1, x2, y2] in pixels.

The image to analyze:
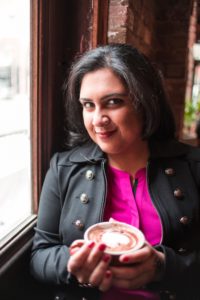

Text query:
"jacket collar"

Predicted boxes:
[[68, 139, 190, 163], [69, 141, 105, 163]]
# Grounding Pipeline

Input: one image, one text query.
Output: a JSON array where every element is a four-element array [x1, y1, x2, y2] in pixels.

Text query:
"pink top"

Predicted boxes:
[[101, 166, 162, 300]]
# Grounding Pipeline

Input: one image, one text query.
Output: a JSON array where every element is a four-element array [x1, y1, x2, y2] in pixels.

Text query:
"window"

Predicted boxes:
[[0, 0, 31, 241], [0, 0, 109, 258]]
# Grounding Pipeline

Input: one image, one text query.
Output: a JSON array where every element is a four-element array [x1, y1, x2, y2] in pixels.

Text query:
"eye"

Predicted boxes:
[[107, 98, 123, 106], [81, 101, 95, 109]]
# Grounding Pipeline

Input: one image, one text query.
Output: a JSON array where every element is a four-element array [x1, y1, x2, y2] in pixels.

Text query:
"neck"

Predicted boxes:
[[107, 141, 149, 177]]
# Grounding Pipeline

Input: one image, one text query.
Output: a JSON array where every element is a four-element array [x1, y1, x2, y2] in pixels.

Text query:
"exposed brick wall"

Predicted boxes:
[[155, 1, 193, 136], [108, 0, 158, 58], [108, 0, 128, 43], [126, 0, 158, 58]]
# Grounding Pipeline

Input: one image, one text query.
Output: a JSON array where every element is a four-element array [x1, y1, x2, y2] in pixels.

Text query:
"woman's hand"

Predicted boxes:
[[67, 239, 113, 291], [110, 242, 165, 290]]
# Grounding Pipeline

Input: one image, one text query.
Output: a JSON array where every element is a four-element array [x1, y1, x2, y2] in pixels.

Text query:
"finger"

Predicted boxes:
[[79, 243, 108, 281], [111, 253, 161, 284], [70, 247, 81, 255], [69, 239, 85, 255], [111, 263, 143, 280], [112, 270, 152, 290], [69, 243, 107, 284], [89, 254, 111, 286], [99, 270, 113, 292], [118, 245, 152, 264], [68, 241, 95, 273], [86, 243, 107, 267], [70, 239, 85, 249]]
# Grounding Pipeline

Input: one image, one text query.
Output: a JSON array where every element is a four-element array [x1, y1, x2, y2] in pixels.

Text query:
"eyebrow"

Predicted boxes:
[[79, 92, 129, 102]]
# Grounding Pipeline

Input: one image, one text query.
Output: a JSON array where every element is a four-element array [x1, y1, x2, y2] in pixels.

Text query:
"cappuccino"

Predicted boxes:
[[84, 221, 145, 255]]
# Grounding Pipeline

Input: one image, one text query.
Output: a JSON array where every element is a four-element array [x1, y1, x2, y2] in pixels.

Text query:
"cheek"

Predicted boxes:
[[122, 114, 143, 134], [82, 112, 92, 131]]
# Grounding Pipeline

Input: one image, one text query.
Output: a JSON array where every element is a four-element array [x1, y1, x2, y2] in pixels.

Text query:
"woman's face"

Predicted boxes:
[[79, 68, 144, 157]]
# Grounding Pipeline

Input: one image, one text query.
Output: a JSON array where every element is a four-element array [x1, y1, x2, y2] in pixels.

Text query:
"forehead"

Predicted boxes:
[[80, 68, 126, 96]]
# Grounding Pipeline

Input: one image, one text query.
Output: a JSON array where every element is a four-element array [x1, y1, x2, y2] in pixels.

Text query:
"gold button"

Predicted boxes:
[[174, 188, 184, 199], [80, 193, 89, 204], [74, 219, 84, 230], [85, 170, 95, 180], [180, 216, 190, 225], [165, 168, 175, 176]]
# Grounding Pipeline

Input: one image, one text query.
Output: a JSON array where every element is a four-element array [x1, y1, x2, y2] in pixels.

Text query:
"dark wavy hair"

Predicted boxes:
[[64, 43, 176, 148]]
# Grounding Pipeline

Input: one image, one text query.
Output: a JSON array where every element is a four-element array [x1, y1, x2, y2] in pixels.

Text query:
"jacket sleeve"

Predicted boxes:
[[30, 153, 71, 284], [155, 244, 200, 293]]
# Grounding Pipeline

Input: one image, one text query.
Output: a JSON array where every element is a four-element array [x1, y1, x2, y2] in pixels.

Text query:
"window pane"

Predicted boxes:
[[0, 0, 31, 240]]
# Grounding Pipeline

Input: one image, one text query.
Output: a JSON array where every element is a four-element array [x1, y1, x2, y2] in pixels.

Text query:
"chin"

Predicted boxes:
[[97, 144, 121, 155]]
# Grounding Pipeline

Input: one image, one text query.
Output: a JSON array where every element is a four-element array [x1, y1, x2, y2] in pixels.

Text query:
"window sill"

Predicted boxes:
[[0, 214, 37, 275]]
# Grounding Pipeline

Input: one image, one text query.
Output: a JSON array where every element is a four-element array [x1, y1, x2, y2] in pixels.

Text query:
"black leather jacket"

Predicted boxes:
[[30, 140, 200, 300]]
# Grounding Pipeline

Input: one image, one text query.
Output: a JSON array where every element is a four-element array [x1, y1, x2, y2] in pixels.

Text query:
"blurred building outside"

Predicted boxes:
[[0, 0, 31, 239]]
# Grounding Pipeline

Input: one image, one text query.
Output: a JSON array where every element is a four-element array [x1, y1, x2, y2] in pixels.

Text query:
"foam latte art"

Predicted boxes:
[[87, 223, 139, 253], [101, 231, 137, 251]]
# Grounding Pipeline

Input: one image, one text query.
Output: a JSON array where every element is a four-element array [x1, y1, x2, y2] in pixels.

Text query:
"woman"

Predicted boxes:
[[30, 44, 200, 300]]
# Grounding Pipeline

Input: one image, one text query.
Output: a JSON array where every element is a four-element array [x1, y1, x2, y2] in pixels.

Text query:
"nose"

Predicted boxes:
[[92, 109, 109, 127]]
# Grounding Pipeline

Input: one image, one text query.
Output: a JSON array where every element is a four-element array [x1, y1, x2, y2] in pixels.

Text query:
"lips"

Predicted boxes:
[[95, 129, 116, 138]]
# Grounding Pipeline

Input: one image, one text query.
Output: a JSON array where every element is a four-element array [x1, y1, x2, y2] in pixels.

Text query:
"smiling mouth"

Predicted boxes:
[[95, 129, 116, 138]]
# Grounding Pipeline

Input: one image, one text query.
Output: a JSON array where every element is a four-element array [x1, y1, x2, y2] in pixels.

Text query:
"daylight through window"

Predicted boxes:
[[0, 0, 31, 241]]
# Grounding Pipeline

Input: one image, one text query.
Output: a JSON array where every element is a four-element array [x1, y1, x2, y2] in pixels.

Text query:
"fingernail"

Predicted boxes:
[[105, 270, 111, 278], [122, 256, 129, 262], [102, 254, 110, 263], [88, 241, 95, 249], [69, 249, 75, 255], [98, 244, 106, 251]]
